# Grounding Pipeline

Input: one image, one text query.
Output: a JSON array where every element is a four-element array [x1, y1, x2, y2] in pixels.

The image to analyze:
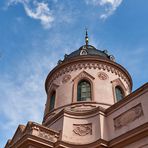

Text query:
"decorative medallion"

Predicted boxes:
[[73, 123, 92, 136], [114, 104, 144, 130], [80, 50, 87, 55], [98, 72, 108, 80], [62, 74, 71, 83]]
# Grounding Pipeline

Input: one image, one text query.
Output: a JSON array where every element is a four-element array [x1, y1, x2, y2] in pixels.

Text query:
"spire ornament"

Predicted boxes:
[[85, 28, 89, 46]]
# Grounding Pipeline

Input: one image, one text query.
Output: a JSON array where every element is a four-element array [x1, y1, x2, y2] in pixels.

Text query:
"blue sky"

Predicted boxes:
[[0, 0, 148, 147]]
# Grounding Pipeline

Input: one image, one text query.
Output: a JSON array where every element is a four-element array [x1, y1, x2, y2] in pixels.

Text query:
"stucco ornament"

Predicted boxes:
[[62, 74, 71, 83], [38, 131, 58, 142], [70, 104, 96, 112], [73, 123, 92, 136], [98, 72, 108, 80], [30, 124, 59, 142], [114, 104, 144, 129], [80, 49, 87, 55]]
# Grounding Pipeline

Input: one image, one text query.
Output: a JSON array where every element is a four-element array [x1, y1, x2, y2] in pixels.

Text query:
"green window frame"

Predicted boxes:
[[115, 86, 124, 102], [77, 80, 91, 101]]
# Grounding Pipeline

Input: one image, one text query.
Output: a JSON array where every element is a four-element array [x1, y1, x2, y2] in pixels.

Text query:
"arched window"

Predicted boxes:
[[50, 91, 56, 110], [115, 86, 124, 102], [77, 80, 91, 101]]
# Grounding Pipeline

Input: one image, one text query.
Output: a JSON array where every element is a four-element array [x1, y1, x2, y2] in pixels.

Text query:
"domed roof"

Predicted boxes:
[[57, 30, 115, 64], [64, 45, 111, 60]]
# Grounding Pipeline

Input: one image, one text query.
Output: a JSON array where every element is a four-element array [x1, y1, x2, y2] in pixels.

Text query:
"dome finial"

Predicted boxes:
[[85, 28, 89, 46]]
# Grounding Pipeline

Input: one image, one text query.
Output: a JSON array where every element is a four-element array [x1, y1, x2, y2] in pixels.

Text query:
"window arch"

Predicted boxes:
[[50, 91, 56, 110], [115, 86, 124, 102], [77, 80, 91, 101]]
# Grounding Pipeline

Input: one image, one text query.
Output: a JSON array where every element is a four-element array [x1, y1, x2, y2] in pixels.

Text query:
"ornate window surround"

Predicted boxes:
[[72, 71, 95, 102], [77, 80, 91, 101], [49, 91, 56, 111], [115, 86, 124, 102], [45, 83, 59, 115], [111, 78, 127, 103]]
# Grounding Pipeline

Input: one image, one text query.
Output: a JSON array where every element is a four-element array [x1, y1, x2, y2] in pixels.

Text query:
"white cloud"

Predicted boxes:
[[85, 0, 123, 19], [0, 51, 58, 131], [7, 0, 54, 29]]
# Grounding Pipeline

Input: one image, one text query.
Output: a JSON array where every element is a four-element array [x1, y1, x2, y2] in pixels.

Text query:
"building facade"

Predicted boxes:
[[5, 33, 148, 148]]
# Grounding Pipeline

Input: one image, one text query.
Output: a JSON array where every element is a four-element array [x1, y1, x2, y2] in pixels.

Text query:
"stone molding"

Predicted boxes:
[[47, 62, 131, 92], [43, 102, 110, 124], [139, 144, 148, 148], [70, 104, 97, 112], [45, 83, 59, 115], [7, 122, 59, 147], [27, 123, 59, 143], [114, 104, 144, 129], [73, 123, 92, 136], [6, 123, 148, 148], [111, 78, 128, 102], [47, 83, 59, 94], [72, 70, 95, 82], [9, 125, 25, 145]]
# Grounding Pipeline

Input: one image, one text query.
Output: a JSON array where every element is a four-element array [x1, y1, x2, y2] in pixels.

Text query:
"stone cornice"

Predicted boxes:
[[43, 101, 111, 123], [45, 56, 133, 93], [55, 138, 108, 148], [109, 122, 148, 148], [6, 121, 59, 148], [7, 123, 147, 148], [43, 102, 106, 126]]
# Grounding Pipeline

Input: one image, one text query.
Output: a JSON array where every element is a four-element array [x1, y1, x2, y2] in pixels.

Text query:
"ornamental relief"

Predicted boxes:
[[38, 131, 58, 142], [62, 74, 71, 84], [114, 104, 144, 130], [31, 125, 59, 142], [73, 71, 95, 82], [98, 72, 108, 80], [70, 104, 96, 112], [47, 62, 130, 90], [73, 123, 92, 136]]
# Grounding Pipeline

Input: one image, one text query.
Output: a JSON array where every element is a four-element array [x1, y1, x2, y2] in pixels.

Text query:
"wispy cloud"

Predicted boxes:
[[7, 0, 54, 29], [85, 0, 123, 19], [0, 51, 57, 132]]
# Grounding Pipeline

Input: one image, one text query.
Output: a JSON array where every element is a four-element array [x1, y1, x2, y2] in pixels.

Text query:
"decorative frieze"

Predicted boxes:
[[73, 123, 92, 136], [47, 62, 131, 91], [98, 72, 108, 80], [114, 104, 144, 130], [38, 131, 58, 142], [31, 126, 58, 142]]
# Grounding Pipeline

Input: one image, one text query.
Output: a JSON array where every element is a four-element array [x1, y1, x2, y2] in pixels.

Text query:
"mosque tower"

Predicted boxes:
[[5, 31, 148, 148]]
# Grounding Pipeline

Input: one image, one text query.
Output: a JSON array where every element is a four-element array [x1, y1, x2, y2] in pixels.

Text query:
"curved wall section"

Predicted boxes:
[[44, 57, 132, 120]]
